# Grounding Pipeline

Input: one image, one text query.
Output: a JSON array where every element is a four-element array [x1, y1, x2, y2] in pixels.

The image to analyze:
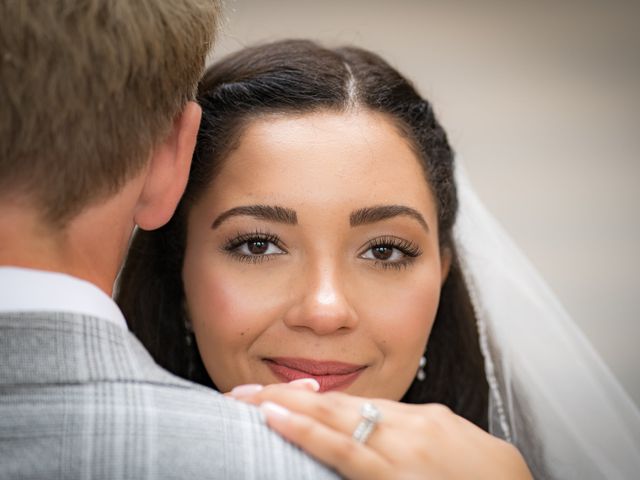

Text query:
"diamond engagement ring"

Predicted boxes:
[[352, 402, 382, 444]]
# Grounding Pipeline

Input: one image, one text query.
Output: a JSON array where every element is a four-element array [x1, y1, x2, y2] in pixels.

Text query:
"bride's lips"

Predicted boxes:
[[263, 357, 366, 392]]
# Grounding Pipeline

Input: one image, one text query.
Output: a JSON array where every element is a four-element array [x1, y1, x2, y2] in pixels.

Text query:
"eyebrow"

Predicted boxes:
[[211, 205, 298, 229], [350, 205, 429, 232]]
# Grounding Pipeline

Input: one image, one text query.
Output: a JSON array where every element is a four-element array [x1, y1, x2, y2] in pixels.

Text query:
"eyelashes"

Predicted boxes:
[[222, 231, 422, 270], [222, 230, 287, 264], [360, 235, 423, 270]]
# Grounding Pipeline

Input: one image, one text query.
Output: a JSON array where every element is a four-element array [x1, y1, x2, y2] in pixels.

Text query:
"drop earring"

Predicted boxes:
[[182, 303, 196, 379], [183, 313, 194, 346], [184, 323, 192, 341], [416, 355, 427, 381]]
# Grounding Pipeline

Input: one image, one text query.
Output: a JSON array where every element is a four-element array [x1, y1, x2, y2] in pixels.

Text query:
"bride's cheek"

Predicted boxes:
[[359, 266, 441, 399], [182, 253, 283, 389]]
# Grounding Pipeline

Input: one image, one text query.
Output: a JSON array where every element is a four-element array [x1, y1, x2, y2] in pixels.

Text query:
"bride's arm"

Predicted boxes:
[[231, 385, 532, 480]]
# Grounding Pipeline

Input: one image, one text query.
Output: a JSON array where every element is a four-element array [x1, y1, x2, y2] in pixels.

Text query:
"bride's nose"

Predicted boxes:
[[283, 263, 358, 335]]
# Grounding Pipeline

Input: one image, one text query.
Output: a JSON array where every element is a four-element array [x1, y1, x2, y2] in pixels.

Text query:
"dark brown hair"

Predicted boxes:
[[117, 39, 488, 429], [0, 0, 220, 225]]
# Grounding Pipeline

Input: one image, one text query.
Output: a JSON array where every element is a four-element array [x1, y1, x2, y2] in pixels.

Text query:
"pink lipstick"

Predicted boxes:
[[264, 357, 366, 392]]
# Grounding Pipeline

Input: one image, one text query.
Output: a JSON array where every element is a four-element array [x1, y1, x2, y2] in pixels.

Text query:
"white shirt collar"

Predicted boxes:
[[0, 267, 127, 329]]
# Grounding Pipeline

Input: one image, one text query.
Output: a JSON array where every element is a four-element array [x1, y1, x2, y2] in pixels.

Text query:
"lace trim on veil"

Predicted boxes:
[[453, 164, 640, 479]]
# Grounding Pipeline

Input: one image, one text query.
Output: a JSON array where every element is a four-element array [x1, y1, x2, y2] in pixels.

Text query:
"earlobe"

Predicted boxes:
[[134, 101, 202, 230]]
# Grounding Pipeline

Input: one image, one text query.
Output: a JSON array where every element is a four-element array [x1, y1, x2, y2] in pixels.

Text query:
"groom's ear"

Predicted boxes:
[[134, 101, 201, 230]]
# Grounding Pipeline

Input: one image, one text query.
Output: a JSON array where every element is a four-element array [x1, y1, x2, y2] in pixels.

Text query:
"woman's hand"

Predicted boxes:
[[230, 384, 532, 480]]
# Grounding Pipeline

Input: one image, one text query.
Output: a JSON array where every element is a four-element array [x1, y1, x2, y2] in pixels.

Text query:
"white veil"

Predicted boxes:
[[453, 166, 640, 479]]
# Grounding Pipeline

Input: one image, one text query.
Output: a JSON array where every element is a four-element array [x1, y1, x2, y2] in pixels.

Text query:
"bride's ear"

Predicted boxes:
[[440, 245, 452, 285], [134, 101, 202, 230]]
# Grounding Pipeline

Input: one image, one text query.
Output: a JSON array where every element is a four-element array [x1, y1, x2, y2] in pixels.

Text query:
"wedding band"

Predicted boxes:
[[352, 402, 382, 444]]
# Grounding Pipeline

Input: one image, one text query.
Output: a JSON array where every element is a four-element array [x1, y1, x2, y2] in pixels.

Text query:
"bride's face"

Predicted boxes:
[[182, 110, 449, 399]]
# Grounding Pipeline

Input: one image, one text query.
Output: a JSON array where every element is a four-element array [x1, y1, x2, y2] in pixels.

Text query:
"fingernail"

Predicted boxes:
[[229, 384, 263, 398], [260, 401, 291, 421], [288, 378, 320, 391]]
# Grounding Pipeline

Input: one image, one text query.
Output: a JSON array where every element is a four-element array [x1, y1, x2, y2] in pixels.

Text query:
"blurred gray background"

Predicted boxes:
[[212, 0, 640, 406]]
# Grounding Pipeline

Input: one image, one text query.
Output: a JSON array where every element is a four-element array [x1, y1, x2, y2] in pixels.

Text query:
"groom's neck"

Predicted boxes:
[[0, 196, 135, 297]]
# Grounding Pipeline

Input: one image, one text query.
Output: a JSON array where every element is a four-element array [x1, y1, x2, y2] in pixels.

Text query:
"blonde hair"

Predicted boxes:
[[0, 0, 221, 225]]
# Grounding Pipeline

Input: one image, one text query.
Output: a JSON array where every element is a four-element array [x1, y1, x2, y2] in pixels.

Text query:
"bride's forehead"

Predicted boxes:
[[222, 110, 427, 183], [203, 112, 437, 220], [238, 109, 406, 144]]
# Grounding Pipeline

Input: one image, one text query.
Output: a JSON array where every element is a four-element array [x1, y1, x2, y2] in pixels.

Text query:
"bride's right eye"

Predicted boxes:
[[222, 232, 287, 263]]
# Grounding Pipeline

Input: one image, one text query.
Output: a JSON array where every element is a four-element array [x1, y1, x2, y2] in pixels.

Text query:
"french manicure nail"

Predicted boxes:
[[229, 384, 264, 398], [288, 378, 320, 391], [260, 401, 291, 420]]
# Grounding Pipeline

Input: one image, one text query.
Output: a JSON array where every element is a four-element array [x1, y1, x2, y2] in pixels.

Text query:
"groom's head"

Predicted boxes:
[[0, 0, 220, 227]]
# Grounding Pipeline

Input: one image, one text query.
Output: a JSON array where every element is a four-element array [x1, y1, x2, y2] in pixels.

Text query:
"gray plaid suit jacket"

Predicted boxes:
[[0, 312, 338, 479]]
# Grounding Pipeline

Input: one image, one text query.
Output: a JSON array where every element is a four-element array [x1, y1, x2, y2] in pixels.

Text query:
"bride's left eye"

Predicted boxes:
[[223, 232, 286, 263], [359, 236, 422, 269]]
